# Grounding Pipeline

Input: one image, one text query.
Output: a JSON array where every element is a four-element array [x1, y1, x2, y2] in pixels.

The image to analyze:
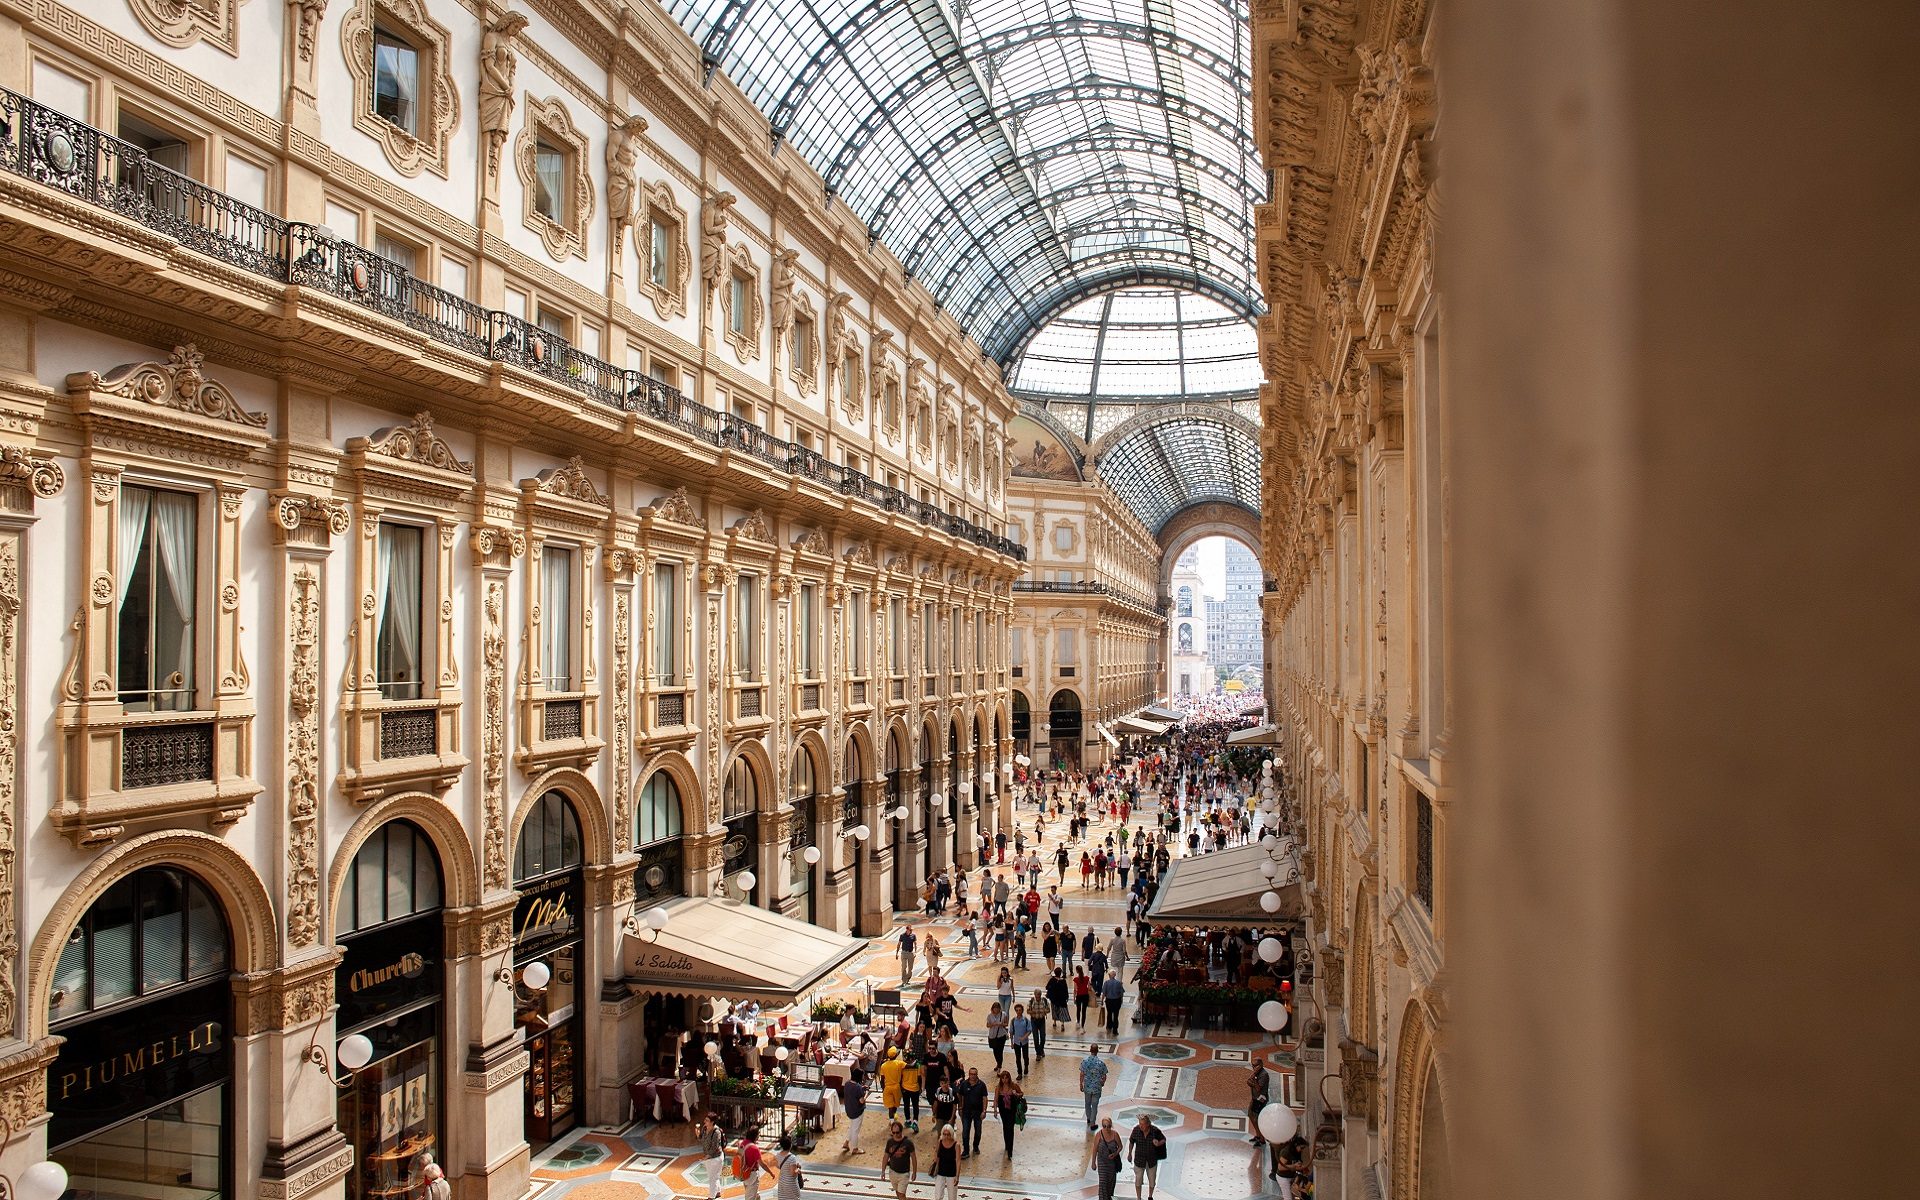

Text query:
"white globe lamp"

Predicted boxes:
[[802, 845, 822, 865], [1260, 889, 1283, 914], [16, 1162, 69, 1200], [1257, 1000, 1289, 1032], [735, 871, 757, 895], [1257, 1102, 1298, 1144], [521, 960, 552, 991], [892, 804, 909, 821], [645, 907, 671, 932], [337, 1033, 374, 1072], [853, 824, 871, 842], [1258, 936, 1284, 963]]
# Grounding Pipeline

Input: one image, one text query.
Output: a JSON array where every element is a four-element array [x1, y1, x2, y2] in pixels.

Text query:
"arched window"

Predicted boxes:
[[514, 791, 583, 883], [50, 866, 229, 1025], [723, 756, 758, 821], [635, 773, 683, 847], [341, 820, 443, 935], [1177, 585, 1194, 617], [790, 748, 817, 803]]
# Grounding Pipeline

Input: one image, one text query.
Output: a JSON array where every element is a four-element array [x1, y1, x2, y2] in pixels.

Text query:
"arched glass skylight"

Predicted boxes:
[[1008, 286, 1262, 398], [663, 0, 1265, 363]]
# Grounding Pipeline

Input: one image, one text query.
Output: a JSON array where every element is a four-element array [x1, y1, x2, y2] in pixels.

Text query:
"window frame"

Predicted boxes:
[[114, 480, 202, 714], [373, 518, 429, 701]]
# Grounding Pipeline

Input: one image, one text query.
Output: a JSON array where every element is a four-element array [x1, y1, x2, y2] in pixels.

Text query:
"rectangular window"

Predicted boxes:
[[1011, 628, 1025, 667], [1057, 629, 1077, 666], [799, 582, 819, 677], [840, 354, 856, 403], [889, 598, 905, 674], [650, 216, 673, 287], [851, 590, 868, 676], [372, 28, 420, 135], [534, 135, 567, 224], [1415, 793, 1436, 911], [116, 485, 198, 713], [975, 612, 985, 663], [735, 573, 761, 682], [653, 562, 679, 684], [542, 545, 574, 692], [729, 274, 749, 335], [374, 522, 424, 700], [536, 306, 570, 341], [922, 602, 936, 671], [792, 319, 814, 375]]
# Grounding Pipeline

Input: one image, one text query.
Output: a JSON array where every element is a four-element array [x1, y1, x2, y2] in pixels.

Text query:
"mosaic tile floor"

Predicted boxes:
[[530, 803, 1300, 1199]]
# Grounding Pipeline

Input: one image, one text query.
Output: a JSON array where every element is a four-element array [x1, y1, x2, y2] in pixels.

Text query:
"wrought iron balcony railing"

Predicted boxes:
[[1011, 578, 1160, 612], [0, 88, 1024, 562]]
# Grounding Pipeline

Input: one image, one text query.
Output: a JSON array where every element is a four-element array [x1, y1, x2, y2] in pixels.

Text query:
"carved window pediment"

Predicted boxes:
[[342, 0, 458, 179], [129, 0, 238, 53], [65, 344, 271, 462], [516, 94, 594, 262], [827, 293, 864, 421], [521, 456, 613, 528], [638, 181, 692, 320], [346, 412, 475, 506], [640, 486, 702, 529]]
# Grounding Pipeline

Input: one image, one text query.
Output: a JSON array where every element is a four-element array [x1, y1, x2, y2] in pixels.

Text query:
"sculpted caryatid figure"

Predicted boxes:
[[770, 246, 800, 336], [700, 190, 736, 293], [478, 12, 530, 178], [606, 115, 649, 249]]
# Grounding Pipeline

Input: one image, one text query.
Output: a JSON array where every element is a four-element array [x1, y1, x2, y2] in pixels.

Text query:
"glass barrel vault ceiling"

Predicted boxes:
[[1007, 286, 1261, 398], [666, 0, 1266, 364]]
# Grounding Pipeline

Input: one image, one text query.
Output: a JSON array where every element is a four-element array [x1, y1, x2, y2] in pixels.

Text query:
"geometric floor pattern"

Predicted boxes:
[[530, 803, 1300, 1200]]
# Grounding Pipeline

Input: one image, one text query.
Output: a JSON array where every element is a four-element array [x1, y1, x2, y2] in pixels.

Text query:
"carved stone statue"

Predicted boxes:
[[478, 13, 529, 179], [770, 247, 800, 336], [700, 190, 736, 293], [607, 115, 649, 249]]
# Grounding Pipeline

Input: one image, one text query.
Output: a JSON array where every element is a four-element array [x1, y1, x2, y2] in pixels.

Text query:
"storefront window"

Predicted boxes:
[[789, 751, 818, 925], [337, 821, 445, 1200], [513, 792, 585, 1147], [721, 757, 760, 904], [49, 866, 232, 1200]]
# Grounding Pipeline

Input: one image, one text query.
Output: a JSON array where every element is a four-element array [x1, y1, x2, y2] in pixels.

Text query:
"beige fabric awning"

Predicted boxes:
[[1115, 716, 1170, 736], [1227, 724, 1282, 745], [1141, 705, 1184, 722], [623, 895, 865, 1006], [1097, 723, 1121, 748], [1147, 841, 1304, 929]]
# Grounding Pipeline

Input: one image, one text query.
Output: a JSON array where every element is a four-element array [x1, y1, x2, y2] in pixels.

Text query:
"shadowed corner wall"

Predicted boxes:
[[1443, 2, 1920, 1198]]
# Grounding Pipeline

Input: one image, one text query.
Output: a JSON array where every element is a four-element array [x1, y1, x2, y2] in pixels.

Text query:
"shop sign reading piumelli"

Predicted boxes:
[[47, 978, 228, 1147]]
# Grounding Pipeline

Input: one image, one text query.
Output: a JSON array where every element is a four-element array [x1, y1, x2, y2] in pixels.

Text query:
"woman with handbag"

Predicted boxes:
[[1087, 1116, 1125, 1200], [985, 1001, 1008, 1071], [993, 1070, 1027, 1161]]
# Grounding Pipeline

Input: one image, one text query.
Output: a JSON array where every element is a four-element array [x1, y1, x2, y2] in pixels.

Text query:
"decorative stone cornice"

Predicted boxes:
[[360, 411, 474, 475], [642, 486, 701, 526], [532, 456, 612, 507]]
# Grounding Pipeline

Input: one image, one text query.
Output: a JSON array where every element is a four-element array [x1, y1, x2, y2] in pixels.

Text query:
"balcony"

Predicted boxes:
[[0, 88, 1025, 563], [1012, 578, 1160, 613]]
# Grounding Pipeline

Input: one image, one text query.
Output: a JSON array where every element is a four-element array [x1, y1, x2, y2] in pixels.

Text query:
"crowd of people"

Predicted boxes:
[[674, 696, 1310, 1200]]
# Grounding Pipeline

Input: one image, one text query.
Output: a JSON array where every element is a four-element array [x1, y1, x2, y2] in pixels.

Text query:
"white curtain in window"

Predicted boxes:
[[379, 526, 422, 685], [543, 549, 572, 689], [116, 486, 151, 610], [653, 564, 676, 683], [150, 491, 197, 693]]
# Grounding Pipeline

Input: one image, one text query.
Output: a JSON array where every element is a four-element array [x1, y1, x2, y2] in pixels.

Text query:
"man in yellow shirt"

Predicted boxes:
[[878, 1046, 907, 1123]]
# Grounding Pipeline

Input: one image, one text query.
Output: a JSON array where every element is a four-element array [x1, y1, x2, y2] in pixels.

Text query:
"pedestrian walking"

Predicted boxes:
[[994, 1070, 1026, 1159], [840, 1068, 868, 1154], [1047, 969, 1071, 1033], [1029, 988, 1051, 1059], [1073, 966, 1092, 1029], [898, 925, 918, 987], [931, 1125, 961, 1200], [879, 1047, 905, 1120], [1247, 1058, 1272, 1143], [985, 1001, 1008, 1071], [901, 1054, 923, 1129], [882, 1121, 917, 1200], [773, 1140, 806, 1200], [1079, 1044, 1110, 1131], [1088, 1116, 1125, 1200], [1128, 1114, 1168, 1200], [1102, 970, 1125, 1036], [1010, 1004, 1033, 1077], [731, 1131, 775, 1200], [698, 1114, 727, 1200], [957, 1067, 989, 1157]]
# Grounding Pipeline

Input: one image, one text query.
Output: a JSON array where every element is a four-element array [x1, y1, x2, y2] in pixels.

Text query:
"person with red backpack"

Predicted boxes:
[[730, 1129, 774, 1200]]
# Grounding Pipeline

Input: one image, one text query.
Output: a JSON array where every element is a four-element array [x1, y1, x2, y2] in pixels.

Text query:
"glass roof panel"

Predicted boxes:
[[1009, 285, 1261, 399], [665, 0, 1262, 361]]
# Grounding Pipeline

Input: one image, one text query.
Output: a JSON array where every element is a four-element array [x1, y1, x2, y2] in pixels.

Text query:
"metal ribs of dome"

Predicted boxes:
[[1094, 409, 1261, 533], [666, 0, 1265, 364]]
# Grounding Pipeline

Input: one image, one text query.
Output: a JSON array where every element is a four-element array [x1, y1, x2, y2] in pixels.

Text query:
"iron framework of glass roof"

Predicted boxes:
[[667, 0, 1266, 364], [1008, 285, 1262, 398], [1093, 409, 1261, 531]]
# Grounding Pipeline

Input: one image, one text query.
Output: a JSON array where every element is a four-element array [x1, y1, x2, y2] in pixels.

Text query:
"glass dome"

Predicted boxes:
[[1008, 287, 1263, 399]]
